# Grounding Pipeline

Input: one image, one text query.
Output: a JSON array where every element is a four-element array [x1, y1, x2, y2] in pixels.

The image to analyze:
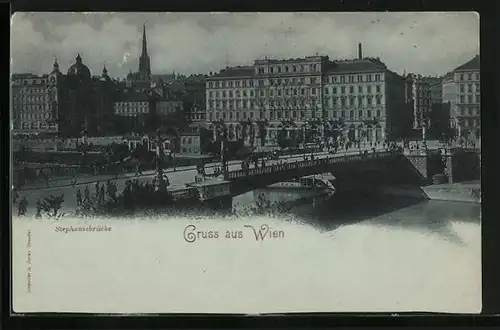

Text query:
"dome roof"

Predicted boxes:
[[67, 54, 91, 80]]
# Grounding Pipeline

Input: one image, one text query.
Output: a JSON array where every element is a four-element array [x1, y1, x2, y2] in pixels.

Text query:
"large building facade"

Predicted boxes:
[[11, 56, 116, 137], [205, 44, 410, 145], [11, 72, 61, 135], [442, 55, 480, 141]]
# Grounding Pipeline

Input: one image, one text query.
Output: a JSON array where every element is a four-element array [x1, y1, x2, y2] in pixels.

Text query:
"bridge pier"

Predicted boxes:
[[187, 179, 233, 211], [205, 195, 232, 211], [404, 148, 480, 184]]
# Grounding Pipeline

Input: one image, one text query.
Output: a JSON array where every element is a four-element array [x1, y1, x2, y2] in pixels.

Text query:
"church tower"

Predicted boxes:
[[138, 23, 151, 81]]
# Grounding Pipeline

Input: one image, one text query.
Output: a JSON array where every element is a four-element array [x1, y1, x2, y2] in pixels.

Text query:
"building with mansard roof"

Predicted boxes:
[[11, 55, 118, 137], [442, 55, 480, 142], [205, 43, 412, 146]]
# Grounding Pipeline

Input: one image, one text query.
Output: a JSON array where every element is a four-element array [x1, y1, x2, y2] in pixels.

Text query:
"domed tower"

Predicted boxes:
[[47, 58, 67, 135], [66, 54, 93, 137], [67, 54, 91, 83], [48, 58, 64, 86], [100, 64, 112, 82]]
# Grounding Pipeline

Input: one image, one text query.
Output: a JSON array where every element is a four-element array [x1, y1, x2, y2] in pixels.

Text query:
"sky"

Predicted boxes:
[[10, 12, 479, 79]]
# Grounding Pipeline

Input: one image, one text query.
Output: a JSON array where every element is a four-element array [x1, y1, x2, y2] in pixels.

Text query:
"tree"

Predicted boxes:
[[41, 194, 65, 219], [200, 127, 213, 154], [238, 119, 252, 144], [107, 142, 130, 162], [277, 127, 290, 149], [256, 119, 269, 147], [274, 120, 296, 149], [439, 126, 457, 145]]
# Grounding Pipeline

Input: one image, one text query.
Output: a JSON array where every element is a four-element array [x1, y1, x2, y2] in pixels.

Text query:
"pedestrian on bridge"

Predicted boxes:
[[100, 185, 105, 203], [76, 188, 82, 206], [84, 186, 90, 202]]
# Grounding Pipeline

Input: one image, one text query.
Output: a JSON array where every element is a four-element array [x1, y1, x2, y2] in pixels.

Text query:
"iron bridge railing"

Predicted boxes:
[[225, 151, 398, 180]]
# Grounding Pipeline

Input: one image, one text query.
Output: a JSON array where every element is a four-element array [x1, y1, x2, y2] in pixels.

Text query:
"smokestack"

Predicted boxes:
[[358, 43, 363, 59]]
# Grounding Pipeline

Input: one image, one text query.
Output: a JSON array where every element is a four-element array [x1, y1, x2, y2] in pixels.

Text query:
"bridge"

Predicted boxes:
[[225, 150, 398, 195], [169, 150, 400, 209], [168, 146, 480, 209]]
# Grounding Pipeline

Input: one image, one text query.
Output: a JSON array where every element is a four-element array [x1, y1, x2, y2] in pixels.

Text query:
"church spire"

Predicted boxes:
[[141, 23, 148, 57], [138, 23, 151, 81], [102, 63, 108, 76]]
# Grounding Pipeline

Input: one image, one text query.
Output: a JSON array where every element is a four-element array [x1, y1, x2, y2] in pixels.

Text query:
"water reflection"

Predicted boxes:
[[239, 188, 481, 247]]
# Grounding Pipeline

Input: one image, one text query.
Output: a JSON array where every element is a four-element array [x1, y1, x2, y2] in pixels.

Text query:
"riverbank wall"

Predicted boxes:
[[337, 181, 481, 204]]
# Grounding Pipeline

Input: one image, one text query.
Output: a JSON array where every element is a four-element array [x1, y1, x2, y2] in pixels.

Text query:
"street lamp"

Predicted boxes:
[[455, 117, 463, 146], [219, 128, 228, 176], [421, 117, 428, 148], [153, 129, 168, 192]]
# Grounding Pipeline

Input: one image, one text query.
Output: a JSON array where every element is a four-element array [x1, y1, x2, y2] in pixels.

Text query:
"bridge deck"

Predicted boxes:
[[225, 151, 397, 180]]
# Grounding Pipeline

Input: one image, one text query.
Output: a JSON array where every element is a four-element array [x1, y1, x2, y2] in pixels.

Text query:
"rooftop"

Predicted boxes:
[[255, 55, 329, 64], [208, 56, 390, 79], [325, 58, 387, 74], [115, 90, 150, 102], [454, 55, 480, 72], [212, 65, 255, 78]]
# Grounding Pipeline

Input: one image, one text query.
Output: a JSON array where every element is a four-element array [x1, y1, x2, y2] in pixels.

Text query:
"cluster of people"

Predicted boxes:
[[240, 157, 267, 172], [16, 195, 29, 216], [121, 178, 169, 209], [75, 180, 118, 207]]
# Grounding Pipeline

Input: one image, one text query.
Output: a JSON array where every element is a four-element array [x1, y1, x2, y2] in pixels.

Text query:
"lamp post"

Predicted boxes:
[[421, 117, 428, 149], [153, 129, 168, 192], [220, 128, 228, 176], [455, 117, 463, 146]]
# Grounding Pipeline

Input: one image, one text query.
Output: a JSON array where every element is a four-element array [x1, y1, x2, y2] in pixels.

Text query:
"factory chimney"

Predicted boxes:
[[358, 43, 363, 59]]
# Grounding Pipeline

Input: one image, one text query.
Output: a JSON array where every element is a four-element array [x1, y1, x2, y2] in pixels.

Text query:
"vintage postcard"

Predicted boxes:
[[11, 12, 481, 314]]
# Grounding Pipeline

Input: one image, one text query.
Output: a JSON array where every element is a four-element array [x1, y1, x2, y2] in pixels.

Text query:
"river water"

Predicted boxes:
[[235, 188, 481, 241]]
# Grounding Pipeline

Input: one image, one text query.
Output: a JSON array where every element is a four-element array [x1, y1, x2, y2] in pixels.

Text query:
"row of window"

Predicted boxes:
[[257, 63, 320, 75], [208, 80, 255, 89], [208, 95, 384, 110], [16, 113, 52, 120], [13, 95, 51, 102], [325, 85, 382, 94], [207, 109, 383, 122], [458, 84, 480, 93], [207, 73, 383, 89], [209, 89, 255, 98], [15, 121, 57, 130], [208, 85, 384, 100], [13, 104, 52, 111], [457, 73, 480, 81], [458, 106, 481, 116], [115, 102, 149, 106], [181, 136, 200, 144], [13, 79, 48, 86], [188, 113, 205, 121], [114, 108, 149, 115], [458, 94, 480, 104], [454, 117, 480, 128]]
